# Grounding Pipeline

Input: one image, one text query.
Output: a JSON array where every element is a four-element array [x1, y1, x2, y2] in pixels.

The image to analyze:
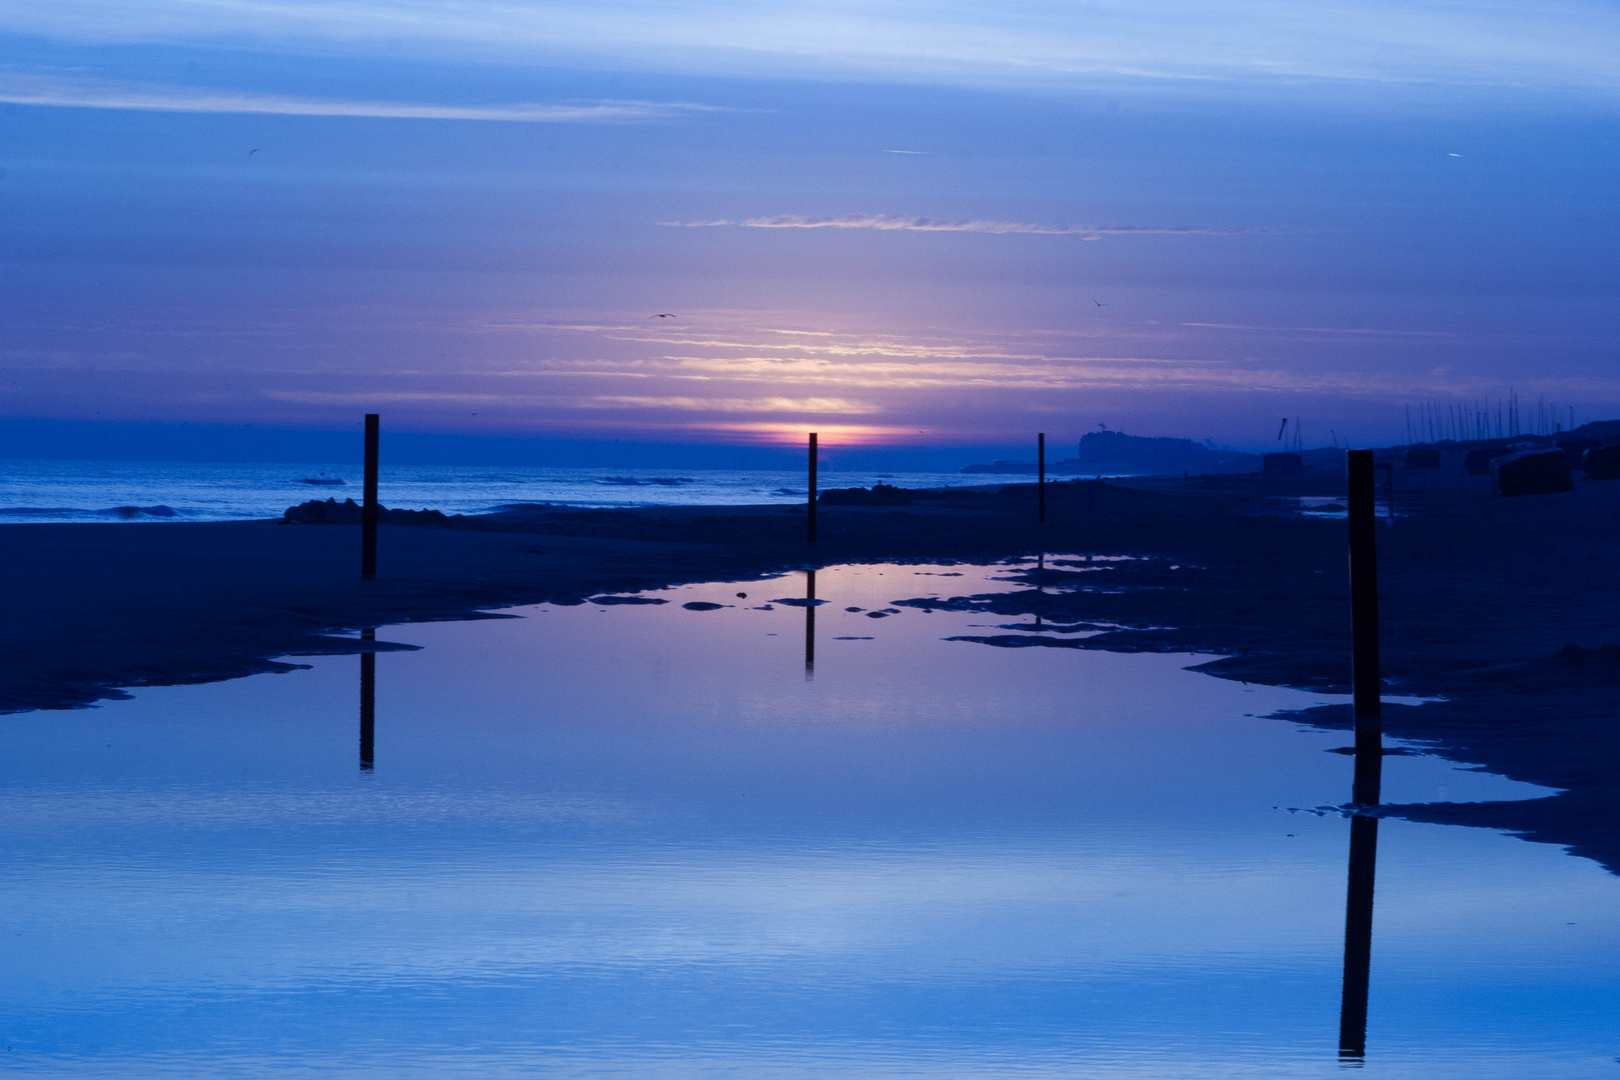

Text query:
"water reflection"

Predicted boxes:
[[0, 560, 1594, 1078], [804, 568, 816, 679], [1339, 731, 1383, 1065], [1034, 552, 1045, 630], [359, 628, 375, 773]]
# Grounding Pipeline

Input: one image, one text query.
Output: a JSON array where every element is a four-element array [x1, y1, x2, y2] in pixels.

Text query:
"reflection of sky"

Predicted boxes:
[[2, 1, 1617, 451], [2, 563, 1615, 1075]]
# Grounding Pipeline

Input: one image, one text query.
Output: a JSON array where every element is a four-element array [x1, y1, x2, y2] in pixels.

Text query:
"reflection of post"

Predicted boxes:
[[359, 628, 376, 772], [1034, 553, 1045, 629], [1338, 745, 1381, 1061], [804, 568, 816, 678], [807, 433, 818, 544]]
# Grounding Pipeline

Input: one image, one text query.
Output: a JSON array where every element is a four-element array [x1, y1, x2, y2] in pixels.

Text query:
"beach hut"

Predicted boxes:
[[1464, 447, 1512, 475], [1583, 444, 1620, 480], [1262, 452, 1302, 476], [1491, 448, 1573, 497], [1403, 447, 1441, 470]]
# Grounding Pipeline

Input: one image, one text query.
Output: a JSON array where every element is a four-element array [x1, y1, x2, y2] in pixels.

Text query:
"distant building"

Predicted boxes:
[[963, 430, 1259, 476]]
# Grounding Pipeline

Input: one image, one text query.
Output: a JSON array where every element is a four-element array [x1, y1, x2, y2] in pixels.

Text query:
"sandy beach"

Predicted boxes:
[[4, 470, 1618, 870]]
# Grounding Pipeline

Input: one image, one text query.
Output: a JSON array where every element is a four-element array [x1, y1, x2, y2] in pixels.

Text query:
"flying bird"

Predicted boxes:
[[652, 313, 677, 318], [248, 149, 260, 156], [1092, 299, 1108, 307]]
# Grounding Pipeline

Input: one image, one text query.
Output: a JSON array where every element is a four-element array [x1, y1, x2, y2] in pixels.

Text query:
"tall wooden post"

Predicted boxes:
[[807, 432, 818, 544], [1347, 450, 1380, 761], [362, 414, 379, 579], [1340, 448, 1384, 1061], [1037, 432, 1046, 523]]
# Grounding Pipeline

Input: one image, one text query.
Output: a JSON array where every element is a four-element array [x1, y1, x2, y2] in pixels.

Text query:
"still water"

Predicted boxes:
[[2, 562, 1615, 1077]]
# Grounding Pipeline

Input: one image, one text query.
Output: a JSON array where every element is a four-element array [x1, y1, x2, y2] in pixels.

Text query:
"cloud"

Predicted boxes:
[[582, 395, 878, 413], [7, 0, 1617, 96], [659, 215, 1256, 236], [1182, 322, 1466, 338], [0, 72, 719, 122]]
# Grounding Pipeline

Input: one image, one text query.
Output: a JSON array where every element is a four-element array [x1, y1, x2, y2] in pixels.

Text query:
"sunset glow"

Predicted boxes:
[[2, 0, 1615, 453]]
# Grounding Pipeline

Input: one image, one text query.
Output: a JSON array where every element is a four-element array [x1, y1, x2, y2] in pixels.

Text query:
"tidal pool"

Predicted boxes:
[[2, 561, 1615, 1078]]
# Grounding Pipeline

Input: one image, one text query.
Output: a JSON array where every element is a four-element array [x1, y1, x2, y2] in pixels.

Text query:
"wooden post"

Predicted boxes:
[[362, 414, 379, 579], [1037, 433, 1046, 523], [1340, 450, 1384, 1059], [807, 432, 818, 544], [1347, 450, 1380, 755], [359, 628, 375, 772]]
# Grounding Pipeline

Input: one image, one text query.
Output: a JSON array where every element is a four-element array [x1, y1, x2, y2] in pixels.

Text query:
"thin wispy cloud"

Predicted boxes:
[[582, 395, 878, 413], [0, 72, 719, 122], [1183, 322, 1465, 338], [263, 387, 877, 414], [660, 214, 1257, 236], [7, 0, 1618, 95]]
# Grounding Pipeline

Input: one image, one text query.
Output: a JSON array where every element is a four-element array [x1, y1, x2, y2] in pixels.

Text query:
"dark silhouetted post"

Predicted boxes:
[[1340, 449, 1383, 1063], [807, 433, 818, 544], [1347, 450, 1380, 758], [804, 568, 816, 678], [359, 628, 375, 772], [362, 414, 380, 579], [1037, 433, 1046, 523], [1338, 732, 1382, 1061]]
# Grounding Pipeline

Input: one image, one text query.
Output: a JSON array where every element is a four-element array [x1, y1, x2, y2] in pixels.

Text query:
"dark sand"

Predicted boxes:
[[3, 470, 1618, 869]]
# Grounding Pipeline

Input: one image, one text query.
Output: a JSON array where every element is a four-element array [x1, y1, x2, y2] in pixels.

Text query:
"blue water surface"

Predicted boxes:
[[0, 561, 1613, 1077], [0, 460, 1035, 523]]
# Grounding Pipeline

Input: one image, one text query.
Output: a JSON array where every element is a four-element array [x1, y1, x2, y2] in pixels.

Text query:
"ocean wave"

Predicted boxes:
[[599, 476, 695, 486], [0, 505, 181, 520]]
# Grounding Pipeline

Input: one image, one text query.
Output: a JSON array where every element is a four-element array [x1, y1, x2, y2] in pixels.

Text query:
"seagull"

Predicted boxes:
[[1092, 299, 1108, 307], [652, 313, 677, 318]]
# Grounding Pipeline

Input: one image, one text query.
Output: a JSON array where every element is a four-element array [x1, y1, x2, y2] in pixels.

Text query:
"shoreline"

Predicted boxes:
[[5, 471, 1618, 870]]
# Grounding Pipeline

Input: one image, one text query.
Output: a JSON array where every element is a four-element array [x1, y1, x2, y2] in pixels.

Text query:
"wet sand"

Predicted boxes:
[[3, 469, 1617, 868]]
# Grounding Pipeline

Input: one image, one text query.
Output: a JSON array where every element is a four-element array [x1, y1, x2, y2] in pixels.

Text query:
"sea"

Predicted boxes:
[[0, 459, 1038, 524]]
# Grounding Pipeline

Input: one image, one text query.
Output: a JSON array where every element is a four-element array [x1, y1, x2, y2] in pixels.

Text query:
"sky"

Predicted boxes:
[[2, 0, 1617, 460]]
